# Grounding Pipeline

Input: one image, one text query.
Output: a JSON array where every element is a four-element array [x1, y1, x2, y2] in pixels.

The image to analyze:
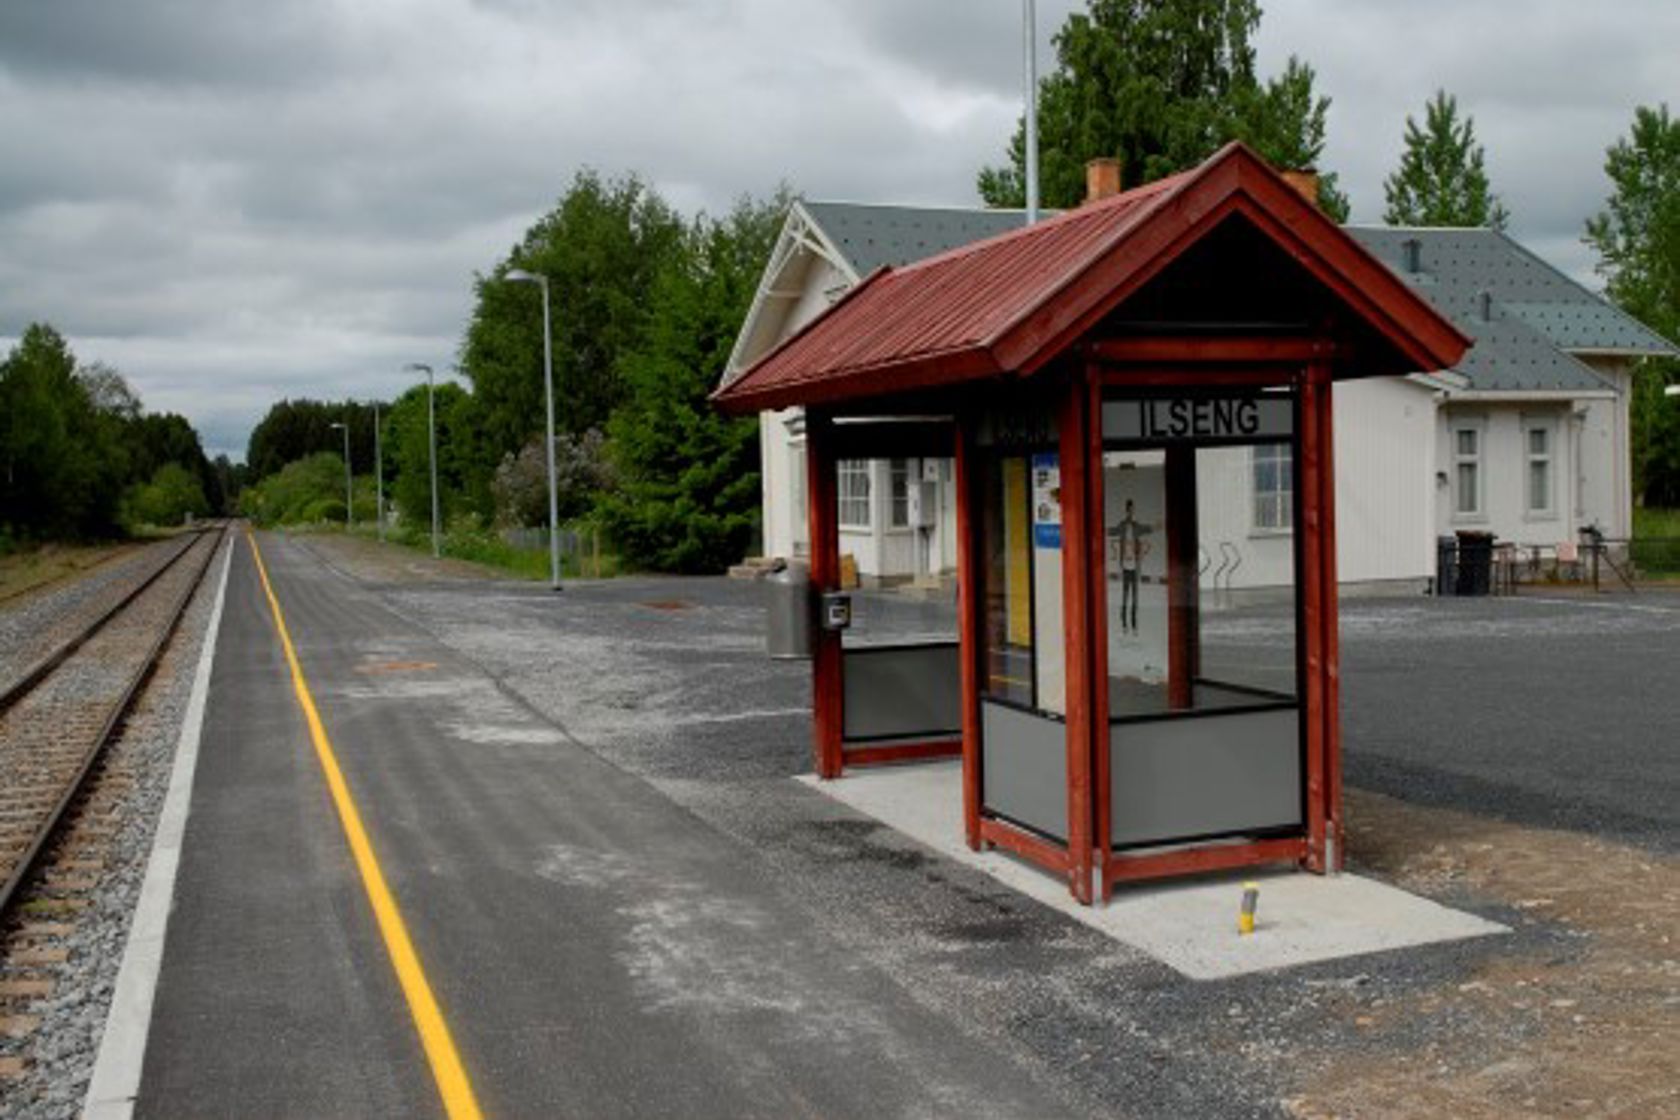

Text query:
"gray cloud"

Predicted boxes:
[[1, 1, 1671, 460]]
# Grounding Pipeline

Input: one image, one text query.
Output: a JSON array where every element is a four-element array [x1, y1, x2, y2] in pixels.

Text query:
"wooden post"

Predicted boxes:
[[955, 420, 984, 850], [1086, 374, 1113, 897], [1298, 376, 1328, 873], [1057, 377, 1095, 904], [1314, 366, 1344, 870], [806, 411, 844, 780], [1164, 447, 1199, 711]]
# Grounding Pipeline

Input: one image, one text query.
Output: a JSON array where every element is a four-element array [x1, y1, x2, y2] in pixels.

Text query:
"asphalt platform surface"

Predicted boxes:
[[134, 534, 1678, 1118]]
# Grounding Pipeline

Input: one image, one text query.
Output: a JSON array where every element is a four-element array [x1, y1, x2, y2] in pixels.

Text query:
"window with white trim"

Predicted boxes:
[[888, 459, 911, 528], [837, 459, 871, 528], [1453, 426, 1482, 517], [1252, 443, 1293, 531], [1526, 425, 1553, 515]]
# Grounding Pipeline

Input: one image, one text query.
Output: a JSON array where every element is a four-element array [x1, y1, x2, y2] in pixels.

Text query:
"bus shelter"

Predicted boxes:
[[715, 144, 1469, 904]]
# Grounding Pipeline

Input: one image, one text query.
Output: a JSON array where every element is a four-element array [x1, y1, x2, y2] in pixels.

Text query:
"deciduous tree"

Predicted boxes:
[[1586, 103, 1680, 506]]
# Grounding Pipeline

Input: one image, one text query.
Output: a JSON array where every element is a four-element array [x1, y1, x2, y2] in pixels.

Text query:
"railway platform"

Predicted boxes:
[[116, 531, 1076, 1118]]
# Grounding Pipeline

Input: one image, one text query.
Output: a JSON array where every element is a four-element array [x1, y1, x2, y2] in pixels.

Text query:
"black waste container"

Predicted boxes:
[[1436, 535, 1458, 596], [1454, 530, 1495, 596]]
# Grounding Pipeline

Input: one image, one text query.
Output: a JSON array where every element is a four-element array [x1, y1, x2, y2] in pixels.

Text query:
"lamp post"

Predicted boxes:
[[329, 420, 351, 530], [373, 402, 384, 542], [504, 267, 562, 590], [404, 362, 441, 559], [1023, 0, 1039, 224]]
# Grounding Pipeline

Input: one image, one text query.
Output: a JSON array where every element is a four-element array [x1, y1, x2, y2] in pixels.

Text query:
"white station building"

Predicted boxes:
[[726, 200, 1676, 595]]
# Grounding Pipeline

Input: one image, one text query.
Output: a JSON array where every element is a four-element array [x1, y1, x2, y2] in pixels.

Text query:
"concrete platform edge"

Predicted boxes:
[[83, 538, 234, 1119]]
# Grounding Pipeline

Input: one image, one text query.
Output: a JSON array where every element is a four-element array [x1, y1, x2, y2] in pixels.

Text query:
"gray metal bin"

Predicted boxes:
[[765, 560, 814, 659]]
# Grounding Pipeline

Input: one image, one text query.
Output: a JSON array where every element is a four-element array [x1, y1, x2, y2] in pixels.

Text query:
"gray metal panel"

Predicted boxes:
[[842, 643, 961, 741], [1110, 708, 1300, 847], [981, 700, 1067, 840]]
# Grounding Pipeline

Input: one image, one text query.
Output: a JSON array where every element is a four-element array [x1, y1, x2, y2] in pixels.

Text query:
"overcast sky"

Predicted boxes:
[[1, 1, 1672, 460]]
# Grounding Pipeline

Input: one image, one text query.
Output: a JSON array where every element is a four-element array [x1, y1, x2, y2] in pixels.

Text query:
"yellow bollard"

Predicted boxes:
[[1238, 882, 1260, 935]]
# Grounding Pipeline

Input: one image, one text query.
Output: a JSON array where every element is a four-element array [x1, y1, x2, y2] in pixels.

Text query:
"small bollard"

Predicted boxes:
[[1238, 882, 1260, 936]]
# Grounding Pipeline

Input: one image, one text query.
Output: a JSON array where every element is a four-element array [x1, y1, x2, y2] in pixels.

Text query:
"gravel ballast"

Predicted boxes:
[[0, 538, 228, 1120]]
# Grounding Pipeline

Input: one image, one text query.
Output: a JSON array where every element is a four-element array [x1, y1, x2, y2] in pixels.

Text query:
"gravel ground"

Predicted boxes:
[[0, 537, 227, 1120]]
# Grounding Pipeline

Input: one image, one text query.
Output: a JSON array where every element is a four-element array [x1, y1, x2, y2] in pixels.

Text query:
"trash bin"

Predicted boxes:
[[765, 560, 814, 659], [1436, 535, 1458, 597], [1454, 531, 1495, 596]]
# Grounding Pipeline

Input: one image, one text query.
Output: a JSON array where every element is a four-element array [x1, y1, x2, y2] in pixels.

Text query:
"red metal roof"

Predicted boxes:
[[714, 143, 1470, 414]]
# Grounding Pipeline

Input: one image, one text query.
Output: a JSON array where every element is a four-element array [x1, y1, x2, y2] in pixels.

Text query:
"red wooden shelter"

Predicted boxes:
[[715, 143, 1469, 904]]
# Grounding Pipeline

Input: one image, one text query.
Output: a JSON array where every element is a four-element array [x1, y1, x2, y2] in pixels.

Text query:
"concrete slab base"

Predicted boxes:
[[797, 761, 1507, 980]]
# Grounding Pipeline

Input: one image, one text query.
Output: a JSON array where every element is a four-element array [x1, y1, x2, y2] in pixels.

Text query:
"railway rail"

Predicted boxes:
[[0, 524, 225, 917]]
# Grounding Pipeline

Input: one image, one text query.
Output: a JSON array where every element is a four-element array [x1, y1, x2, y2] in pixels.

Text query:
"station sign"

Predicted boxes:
[[1102, 395, 1293, 444]]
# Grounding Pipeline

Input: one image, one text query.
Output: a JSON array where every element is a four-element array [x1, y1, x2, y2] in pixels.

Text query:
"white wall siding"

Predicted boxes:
[[1438, 402, 1578, 546], [1333, 378, 1436, 587]]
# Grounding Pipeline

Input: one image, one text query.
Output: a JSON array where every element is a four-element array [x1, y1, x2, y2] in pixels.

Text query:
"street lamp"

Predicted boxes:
[[329, 420, 351, 530], [504, 267, 562, 590], [404, 362, 441, 559], [373, 402, 384, 543]]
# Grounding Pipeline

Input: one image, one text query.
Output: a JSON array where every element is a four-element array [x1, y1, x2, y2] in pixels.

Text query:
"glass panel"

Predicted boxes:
[[1457, 462, 1478, 513], [889, 459, 910, 528], [977, 450, 1067, 713], [1529, 460, 1549, 511], [837, 459, 871, 528], [1529, 428, 1548, 456], [1101, 442, 1298, 721], [1456, 428, 1478, 457], [980, 455, 1035, 708]]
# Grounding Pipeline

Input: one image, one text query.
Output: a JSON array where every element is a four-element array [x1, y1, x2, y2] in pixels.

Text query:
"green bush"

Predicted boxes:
[[122, 462, 209, 529]]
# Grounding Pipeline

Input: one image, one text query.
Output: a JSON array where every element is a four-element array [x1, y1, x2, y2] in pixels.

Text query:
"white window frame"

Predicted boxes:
[[1251, 442, 1293, 534], [837, 459, 871, 529], [888, 459, 911, 529], [1524, 420, 1555, 519], [1451, 421, 1486, 521]]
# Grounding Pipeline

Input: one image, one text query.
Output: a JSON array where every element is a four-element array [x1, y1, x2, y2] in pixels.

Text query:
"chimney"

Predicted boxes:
[[1085, 157, 1122, 204], [1402, 238, 1423, 274], [1281, 168, 1320, 208]]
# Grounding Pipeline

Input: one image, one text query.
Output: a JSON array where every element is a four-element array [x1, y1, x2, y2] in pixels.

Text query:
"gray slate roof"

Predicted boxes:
[[801, 201, 1049, 277], [795, 201, 1676, 396], [1344, 226, 1676, 393]]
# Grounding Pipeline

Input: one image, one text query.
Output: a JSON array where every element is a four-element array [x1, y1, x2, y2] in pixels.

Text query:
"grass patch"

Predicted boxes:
[[1631, 507, 1680, 575], [343, 522, 627, 581], [0, 539, 134, 603]]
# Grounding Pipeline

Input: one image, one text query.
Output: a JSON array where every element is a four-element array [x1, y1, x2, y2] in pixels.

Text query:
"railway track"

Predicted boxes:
[[0, 524, 225, 916]]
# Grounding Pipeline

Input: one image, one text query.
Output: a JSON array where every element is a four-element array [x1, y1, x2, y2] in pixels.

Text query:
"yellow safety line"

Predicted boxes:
[[246, 530, 483, 1120]]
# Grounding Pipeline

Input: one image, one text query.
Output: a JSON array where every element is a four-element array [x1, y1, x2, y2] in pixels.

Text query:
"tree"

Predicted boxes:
[[381, 381, 497, 530], [977, 1, 1349, 218], [246, 398, 384, 482], [123, 462, 209, 527], [1586, 103, 1680, 506], [460, 171, 686, 458], [599, 193, 782, 572], [0, 323, 129, 538], [1383, 90, 1508, 229], [491, 430, 615, 527]]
